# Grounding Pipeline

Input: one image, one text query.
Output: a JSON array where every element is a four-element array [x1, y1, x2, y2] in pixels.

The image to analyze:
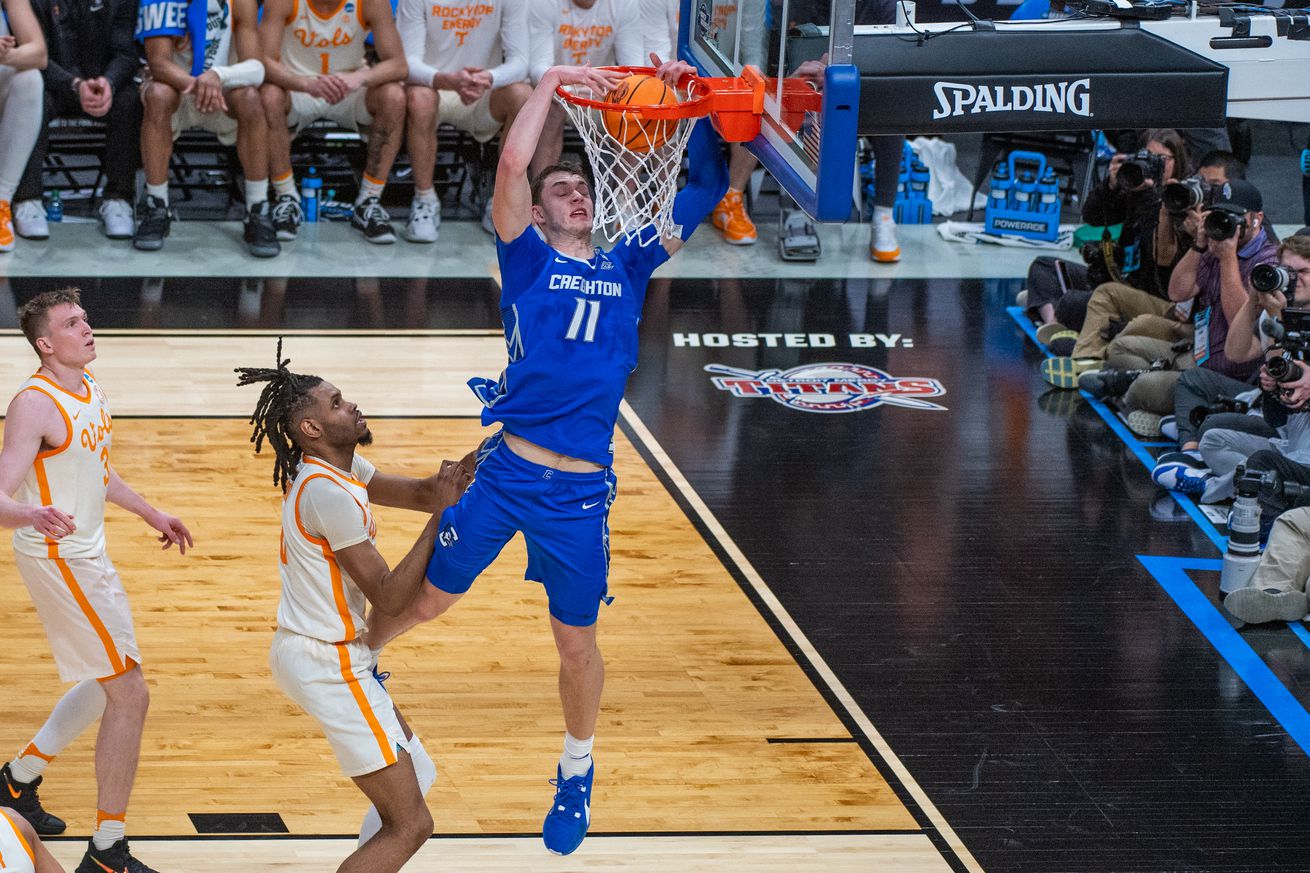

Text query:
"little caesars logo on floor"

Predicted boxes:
[[932, 78, 1092, 120]]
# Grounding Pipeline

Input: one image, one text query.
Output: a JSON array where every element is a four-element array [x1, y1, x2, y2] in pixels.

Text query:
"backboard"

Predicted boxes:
[[681, 0, 861, 222]]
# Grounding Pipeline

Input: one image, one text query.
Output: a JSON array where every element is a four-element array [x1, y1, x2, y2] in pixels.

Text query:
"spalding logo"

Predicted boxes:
[[705, 363, 947, 413], [932, 78, 1091, 120]]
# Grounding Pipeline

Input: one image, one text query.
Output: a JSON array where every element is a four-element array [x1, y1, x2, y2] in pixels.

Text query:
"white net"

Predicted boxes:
[[556, 78, 703, 245]]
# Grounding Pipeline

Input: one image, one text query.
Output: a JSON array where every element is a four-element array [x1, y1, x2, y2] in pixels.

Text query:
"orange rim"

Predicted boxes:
[[556, 66, 715, 119]]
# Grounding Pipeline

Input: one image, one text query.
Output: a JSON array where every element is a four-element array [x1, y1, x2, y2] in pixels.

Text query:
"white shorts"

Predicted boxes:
[[437, 89, 501, 144], [288, 89, 372, 137], [14, 552, 141, 683], [171, 93, 240, 146], [269, 628, 406, 778]]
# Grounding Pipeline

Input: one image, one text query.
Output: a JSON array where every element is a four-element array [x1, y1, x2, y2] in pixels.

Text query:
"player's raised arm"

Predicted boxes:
[[493, 64, 625, 242], [652, 55, 728, 255], [0, 391, 75, 536], [367, 449, 477, 512]]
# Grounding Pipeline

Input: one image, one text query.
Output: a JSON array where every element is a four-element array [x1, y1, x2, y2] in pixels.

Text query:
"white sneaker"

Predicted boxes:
[[13, 199, 49, 240], [870, 214, 900, 263], [404, 198, 440, 244], [98, 198, 134, 239], [481, 200, 496, 236]]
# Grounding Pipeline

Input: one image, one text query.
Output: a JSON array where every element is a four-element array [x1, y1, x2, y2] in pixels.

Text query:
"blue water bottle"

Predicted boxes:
[[1038, 168, 1060, 214], [989, 162, 1011, 211], [46, 191, 62, 223], [301, 168, 322, 223], [1302, 148, 1310, 176], [1012, 170, 1035, 210], [909, 159, 930, 201]]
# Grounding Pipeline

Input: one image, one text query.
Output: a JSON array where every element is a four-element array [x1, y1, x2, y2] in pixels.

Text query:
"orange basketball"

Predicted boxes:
[[601, 74, 680, 153]]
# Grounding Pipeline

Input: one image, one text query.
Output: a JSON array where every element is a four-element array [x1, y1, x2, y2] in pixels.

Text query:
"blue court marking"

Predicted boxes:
[[1139, 555, 1310, 757], [1140, 441, 1177, 448]]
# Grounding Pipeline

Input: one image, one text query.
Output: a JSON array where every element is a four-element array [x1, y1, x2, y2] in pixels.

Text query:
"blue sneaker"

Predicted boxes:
[[1152, 452, 1213, 495], [542, 762, 593, 855]]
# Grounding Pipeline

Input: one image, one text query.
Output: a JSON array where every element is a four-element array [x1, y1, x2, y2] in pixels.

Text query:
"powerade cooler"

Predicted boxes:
[[984, 151, 1060, 242]]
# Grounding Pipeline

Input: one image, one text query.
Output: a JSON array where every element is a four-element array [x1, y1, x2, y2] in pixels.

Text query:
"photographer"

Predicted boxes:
[[1224, 505, 1310, 625], [1028, 131, 1190, 344]]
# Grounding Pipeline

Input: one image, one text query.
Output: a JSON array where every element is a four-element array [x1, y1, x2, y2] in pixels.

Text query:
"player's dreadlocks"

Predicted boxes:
[[235, 338, 323, 492]]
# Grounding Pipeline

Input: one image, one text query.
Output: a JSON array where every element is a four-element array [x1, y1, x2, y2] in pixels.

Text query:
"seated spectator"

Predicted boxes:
[[397, 0, 531, 241], [527, 0, 644, 177], [259, 0, 407, 244], [1152, 234, 1310, 498], [10, 0, 141, 242], [135, 0, 277, 256], [1225, 506, 1310, 625], [0, 0, 46, 253]]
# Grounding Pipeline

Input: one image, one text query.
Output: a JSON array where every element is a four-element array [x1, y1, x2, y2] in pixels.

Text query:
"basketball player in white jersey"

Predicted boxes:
[[135, 0, 279, 257], [0, 808, 64, 873], [396, 0, 531, 242], [259, 0, 408, 244], [0, 0, 46, 253], [0, 289, 192, 873], [527, 0, 644, 175], [237, 343, 473, 873]]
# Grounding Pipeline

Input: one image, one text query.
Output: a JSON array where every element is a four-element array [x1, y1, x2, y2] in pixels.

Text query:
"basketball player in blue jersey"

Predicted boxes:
[[363, 58, 727, 856]]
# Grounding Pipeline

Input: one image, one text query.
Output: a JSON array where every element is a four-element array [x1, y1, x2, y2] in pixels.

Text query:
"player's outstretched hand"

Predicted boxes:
[[649, 53, 695, 89], [549, 65, 626, 98], [150, 511, 194, 555], [433, 458, 473, 510], [29, 506, 75, 539]]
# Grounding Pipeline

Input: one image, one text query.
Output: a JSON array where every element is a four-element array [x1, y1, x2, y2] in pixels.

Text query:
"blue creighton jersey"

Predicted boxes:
[[474, 227, 669, 466]]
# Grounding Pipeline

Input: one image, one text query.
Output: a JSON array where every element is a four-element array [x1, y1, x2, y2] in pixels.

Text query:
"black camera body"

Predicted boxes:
[[1253, 263, 1294, 295], [1266, 307, 1310, 384], [1204, 208, 1244, 241], [1163, 176, 1217, 215], [1189, 396, 1250, 428], [1253, 466, 1310, 512], [1118, 150, 1167, 190]]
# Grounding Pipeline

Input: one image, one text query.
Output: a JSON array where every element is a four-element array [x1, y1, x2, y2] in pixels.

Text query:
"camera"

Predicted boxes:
[[1252, 466, 1310, 513], [1117, 149, 1167, 190], [1189, 396, 1249, 429], [1162, 176, 1216, 215], [1253, 263, 1294, 295], [1204, 208, 1244, 242], [1265, 306, 1310, 384]]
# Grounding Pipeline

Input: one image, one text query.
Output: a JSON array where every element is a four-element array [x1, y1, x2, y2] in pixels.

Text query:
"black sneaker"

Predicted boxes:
[[244, 201, 281, 258], [272, 194, 302, 241], [1078, 368, 1146, 399], [0, 763, 66, 835], [75, 837, 158, 873], [351, 196, 396, 244], [131, 196, 170, 252]]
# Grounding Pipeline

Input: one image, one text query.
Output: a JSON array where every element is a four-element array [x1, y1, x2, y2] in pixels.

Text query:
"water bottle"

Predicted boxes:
[[301, 167, 322, 223], [909, 159, 930, 201], [46, 191, 62, 223], [1301, 148, 1310, 176], [989, 162, 1011, 211], [1220, 465, 1264, 595], [1038, 168, 1060, 214]]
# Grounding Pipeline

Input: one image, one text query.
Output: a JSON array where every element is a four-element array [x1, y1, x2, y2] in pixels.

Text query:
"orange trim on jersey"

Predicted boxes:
[[285, 0, 299, 25], [306, 0, 347, 22], [52, 558, 125, 676], [20, 742, 53, 763], [32, 458, 60, 558], [21, 386, 73, 460], [30, 371, 91, 403], [335, 642, 397, 768], [356, 0, 367, 30], [303, 457, 368, 488], [293, 473, 370, 641], [0, 809, 35, 864]]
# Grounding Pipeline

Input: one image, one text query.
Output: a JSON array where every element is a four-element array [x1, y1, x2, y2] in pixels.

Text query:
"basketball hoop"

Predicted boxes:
[[555, 66, 766, 244]]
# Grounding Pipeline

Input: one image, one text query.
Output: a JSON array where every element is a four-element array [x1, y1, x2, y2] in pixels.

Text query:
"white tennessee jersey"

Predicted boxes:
[[396, 0, 528, 88], [277, 454, 378, 643], [12, 371, 112, 561], [173, 0, 236, 75], [281, 0, 370, 77], [529, 0, 644, 83], [0, 810, 35, 873]]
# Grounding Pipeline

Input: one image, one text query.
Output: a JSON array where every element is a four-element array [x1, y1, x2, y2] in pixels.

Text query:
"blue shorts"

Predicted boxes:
[[425, 433, 618, 627]]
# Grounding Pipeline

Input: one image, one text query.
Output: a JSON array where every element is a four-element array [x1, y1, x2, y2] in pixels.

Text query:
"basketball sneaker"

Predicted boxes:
[[711, 191, 756, 245], [0, 202, 13, 253], [243, 201, 281, 258], [870, 213, 900, 263], [98, 199, 135, 240], [404, 197, 440, 243], [12, 199, 48, 240], [542, 762, 593, 856], [351, 197, 396, 245], [74, 838, 158, 873], [0, 763, 66, 835], [272, 194, 303, 241], [132, 196, 170, 252]]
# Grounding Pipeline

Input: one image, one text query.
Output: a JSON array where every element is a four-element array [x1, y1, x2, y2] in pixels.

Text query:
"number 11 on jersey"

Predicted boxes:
[[565, 298, 600, 342]]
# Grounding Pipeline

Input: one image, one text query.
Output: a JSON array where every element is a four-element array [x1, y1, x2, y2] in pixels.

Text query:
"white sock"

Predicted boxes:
[[355, 175, 385, 206], [93, 811, 125, 851], [146, 182, 168, 205], [414, 187, 438, 205], [358, 735, 437, 847], [273, 173, 298, 200], [245, 178, 269, 206], [559, 733, 593, 779], [10, 680, 106, 783], [873, 205, 894, 223]]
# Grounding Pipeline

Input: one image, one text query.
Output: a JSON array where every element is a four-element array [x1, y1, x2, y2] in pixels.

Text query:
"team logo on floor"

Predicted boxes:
[[705, 363, 947, 413]]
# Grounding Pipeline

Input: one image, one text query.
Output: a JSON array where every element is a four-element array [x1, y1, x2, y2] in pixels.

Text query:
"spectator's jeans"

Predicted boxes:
[[1196, 415, 1282, 502], [1251, 506, 1310, 594], [14, 82, 142, 204], [1174, 367, 1261, 447], [1072, 282, 1173, 360]]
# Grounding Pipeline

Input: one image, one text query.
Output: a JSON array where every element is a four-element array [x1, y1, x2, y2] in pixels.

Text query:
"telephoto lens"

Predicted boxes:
[[1252, 263, 1292, 295], [1267, 353, 1301, 383], [1204, 209, 1242, 241], [1162, 178, 1204, 214]]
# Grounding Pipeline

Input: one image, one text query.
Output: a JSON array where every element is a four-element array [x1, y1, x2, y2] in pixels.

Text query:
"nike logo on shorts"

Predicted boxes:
[[582, 500, 602, 510]]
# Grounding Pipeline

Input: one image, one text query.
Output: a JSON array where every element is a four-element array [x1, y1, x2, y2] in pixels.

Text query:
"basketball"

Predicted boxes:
[[601, 74, 680, 152]]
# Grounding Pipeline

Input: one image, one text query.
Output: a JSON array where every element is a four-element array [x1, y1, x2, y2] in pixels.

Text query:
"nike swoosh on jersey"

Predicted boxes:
[[72, 410, 81, 419]]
